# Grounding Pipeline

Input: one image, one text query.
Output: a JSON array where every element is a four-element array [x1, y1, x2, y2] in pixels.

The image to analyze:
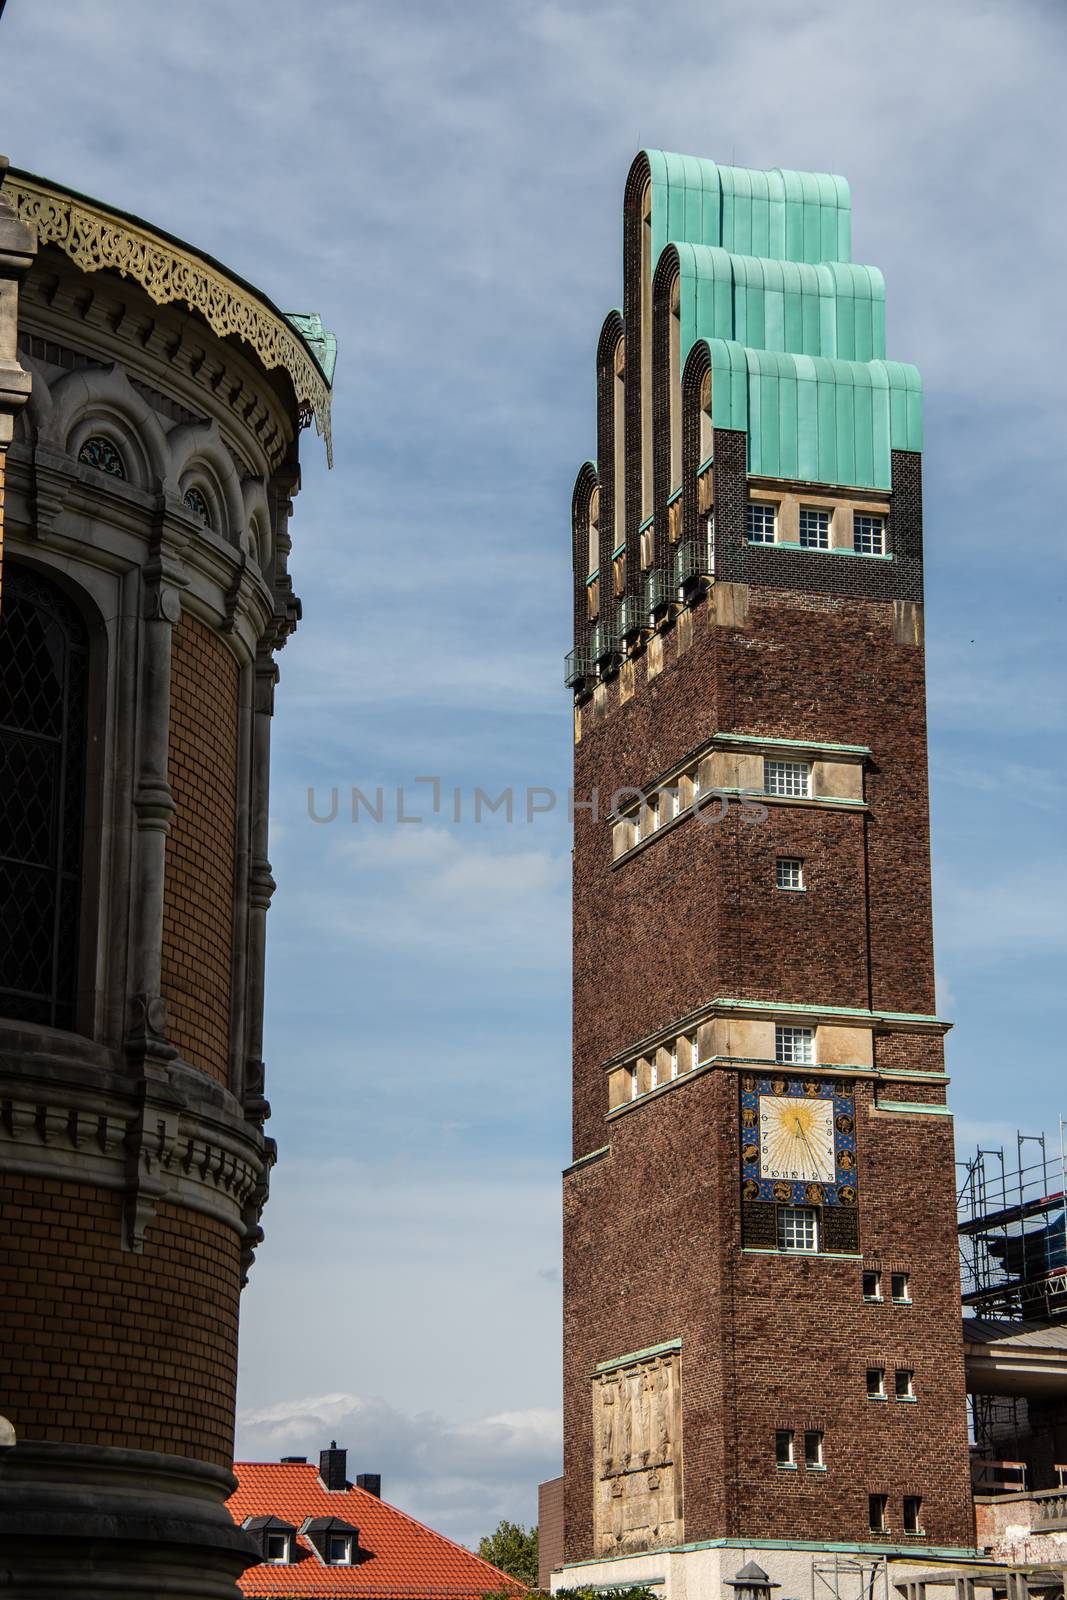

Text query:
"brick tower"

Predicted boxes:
[[0, 165, 333, 1595], [558, 152, 975, 1595]]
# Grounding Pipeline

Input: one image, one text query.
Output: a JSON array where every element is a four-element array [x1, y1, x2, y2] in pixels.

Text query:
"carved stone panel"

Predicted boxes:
[[592, 1348, 682, 1555]]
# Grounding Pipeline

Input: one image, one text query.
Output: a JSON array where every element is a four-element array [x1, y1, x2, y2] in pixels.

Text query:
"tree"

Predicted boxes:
[[477, 1520, 539, 1588]]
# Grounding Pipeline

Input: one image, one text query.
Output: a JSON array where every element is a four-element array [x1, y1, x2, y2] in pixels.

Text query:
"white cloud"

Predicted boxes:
[[236, 1391, 561, 1550]]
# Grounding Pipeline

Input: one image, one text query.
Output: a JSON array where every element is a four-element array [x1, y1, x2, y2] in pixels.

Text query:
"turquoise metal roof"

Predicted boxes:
[[695, 338, 921, 489], [644, 151, 851, 267], [636, 150, 919, 488], [284, 311, 338, 385]]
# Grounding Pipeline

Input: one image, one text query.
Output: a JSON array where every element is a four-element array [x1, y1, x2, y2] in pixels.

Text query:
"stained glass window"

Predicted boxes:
[[183, 487, 210, 524], [77, 435, 126, 479], [0, 565, 89, 1029]]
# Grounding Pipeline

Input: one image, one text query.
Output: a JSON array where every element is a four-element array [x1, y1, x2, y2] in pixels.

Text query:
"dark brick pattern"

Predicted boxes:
[[160, 613, 239, 1087], [0, 1174, 241, 1465]]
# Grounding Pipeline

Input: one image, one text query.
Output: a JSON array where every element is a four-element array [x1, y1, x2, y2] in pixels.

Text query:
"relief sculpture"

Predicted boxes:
[[592, 1349, 682, 1554]]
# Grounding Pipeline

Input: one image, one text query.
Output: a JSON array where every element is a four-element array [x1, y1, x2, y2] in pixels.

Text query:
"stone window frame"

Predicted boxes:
[[745, 483, 893, 560], [775, 1024, 815, 1065]]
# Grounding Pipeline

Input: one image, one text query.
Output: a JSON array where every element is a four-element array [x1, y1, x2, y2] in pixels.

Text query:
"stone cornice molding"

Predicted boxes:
[[0, 1032, 273, 1261], [7, 171, 333, 465]]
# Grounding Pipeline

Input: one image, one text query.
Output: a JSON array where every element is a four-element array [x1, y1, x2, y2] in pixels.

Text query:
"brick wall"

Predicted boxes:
[[161, 612, 239, 1086], [565, 545, 973, 1553], [0, 1173, 241, 1465]]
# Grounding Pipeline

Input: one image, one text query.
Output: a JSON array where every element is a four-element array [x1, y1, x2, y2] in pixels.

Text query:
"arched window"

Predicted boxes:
[[0, 565, 89, 1029], [183, 486, 210, 524], [77, 435, 126, 479]]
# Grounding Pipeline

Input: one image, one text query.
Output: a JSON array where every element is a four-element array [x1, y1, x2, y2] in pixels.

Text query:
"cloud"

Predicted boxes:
[[236, 1391, 561, 1550]]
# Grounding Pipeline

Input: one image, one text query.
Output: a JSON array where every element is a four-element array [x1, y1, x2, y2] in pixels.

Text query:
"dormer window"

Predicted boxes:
[[327, 1534, 353, 1564], [265, 1532, 290, 1564]]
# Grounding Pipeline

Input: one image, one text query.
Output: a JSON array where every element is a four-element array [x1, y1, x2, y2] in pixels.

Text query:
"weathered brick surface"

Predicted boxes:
[[161, 612, 239, 1086], [565, 453, 973, 1557], [0, 1173, 240, 1465]]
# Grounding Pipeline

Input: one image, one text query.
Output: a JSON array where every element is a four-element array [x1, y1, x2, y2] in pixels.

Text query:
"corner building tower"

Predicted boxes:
[[560, 153, 975, 1594], [0, 165, 333, 1596]]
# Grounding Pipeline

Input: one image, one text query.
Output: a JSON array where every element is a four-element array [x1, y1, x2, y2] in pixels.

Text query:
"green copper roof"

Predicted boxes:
[[645, 151, 851, 265], [284, 311, 338, 385], [639, 150, 920, 488]]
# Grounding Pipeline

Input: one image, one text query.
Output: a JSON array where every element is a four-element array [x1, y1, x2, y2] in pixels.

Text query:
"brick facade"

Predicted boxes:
[[0, 1172, 240, 1466], [161, 612, 240, 1087]]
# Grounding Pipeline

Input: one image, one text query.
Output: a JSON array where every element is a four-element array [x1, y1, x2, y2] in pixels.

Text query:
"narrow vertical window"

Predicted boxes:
[[804, 1430, 824, 1469], [866, 1368, 886, 1398], [863, 1270, 883, 1302], [869, 1494, 889, 1532], [895, 1368, 915, 1400], [613, 340, 626, 556], [903, 1496, 923, 1534], [587, 487, 600, 577], [669, 273, 682, 494], [0, 564, 89, 1030], [775, 1429, 795, 1467], [640, 182, 653, 522], [891, 1271, 911, 1303]]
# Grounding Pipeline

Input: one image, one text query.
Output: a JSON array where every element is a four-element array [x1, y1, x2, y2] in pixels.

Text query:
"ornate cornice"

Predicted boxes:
[[7, 172, 333, 465]]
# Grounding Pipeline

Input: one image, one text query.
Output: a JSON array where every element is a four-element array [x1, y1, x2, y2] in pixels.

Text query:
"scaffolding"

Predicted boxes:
[[958, 1130, 1067, 1323]]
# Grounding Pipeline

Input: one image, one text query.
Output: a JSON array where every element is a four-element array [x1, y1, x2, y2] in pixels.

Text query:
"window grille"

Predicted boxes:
[[799, 507, 830, 548], [775, 1025, 814, 1064], [777, 1206, 818, 1253], [746, 501, 776, 543], [0, 565, 88, 1029], [764, 759, 811, 797], [776, 857, 804, 890], [853, 513, 885, 555]]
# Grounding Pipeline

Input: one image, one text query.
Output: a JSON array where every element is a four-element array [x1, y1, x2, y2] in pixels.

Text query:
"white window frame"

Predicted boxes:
[[764, 758, 811, 798], [863, 1270, 883, 1302], [746, 500, 777, 544], [775, 1025, 814, 1065], [776, 857, 804, 891], [891, 1271, 911, 1304], [775, 1428, 796, 1468], [798, 506, 830, 549], [265, 1533, 290, 1564], [804, 1429, 825, 1469], [630, 1064, 639, 1101], [903, 1495, 924, 1535], [853, 512, 886, 556], [326, 1534, 353, 1566], [777, 1205, 819, 1253], [895, 1368, 915, 1400], [869, 1493, 889, 1533], [866, 1367, 887, 1399]]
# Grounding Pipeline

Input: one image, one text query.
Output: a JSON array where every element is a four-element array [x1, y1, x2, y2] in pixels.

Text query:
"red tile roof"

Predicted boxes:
[[229, 1463, 527, 1598]]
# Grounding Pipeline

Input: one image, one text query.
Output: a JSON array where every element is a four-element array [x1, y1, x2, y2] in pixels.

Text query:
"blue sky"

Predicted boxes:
[[4, 0, 1065, 1549]]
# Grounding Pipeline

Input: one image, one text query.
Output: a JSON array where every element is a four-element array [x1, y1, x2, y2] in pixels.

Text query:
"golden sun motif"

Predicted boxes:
[[758, 1094, 836, 1183]]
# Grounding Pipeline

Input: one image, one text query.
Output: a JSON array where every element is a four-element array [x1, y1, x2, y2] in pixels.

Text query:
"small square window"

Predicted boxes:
[[895, 1368, 915, 1400], [778, 1206, 819, 1253], [891, 1272, 911, 1303], [853, 513, 886, 556], [265, 1533, 290, 1564], [776, 857, 804, 891], [327, 1535, 353, 1565], [764, 759, 811, 798], [746, 501, 777, 544], [799, 507, 830, 549], [866, 1367, 886, 1398], [775, 1428, 795, 1467], [863, 1270, 883, 1302], [775, 1025, 814, 1065], [869, 1493, 889, 1533], [903, 1495, 923, 1534], [804, 1430, 824, 1469]]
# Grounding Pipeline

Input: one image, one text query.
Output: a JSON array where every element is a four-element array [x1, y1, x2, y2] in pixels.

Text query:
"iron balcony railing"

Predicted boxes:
[[645, 567, 672, 619], [674, 524, 715, 590], [564, 645, 597, 689], [591, 621, 623, 667]]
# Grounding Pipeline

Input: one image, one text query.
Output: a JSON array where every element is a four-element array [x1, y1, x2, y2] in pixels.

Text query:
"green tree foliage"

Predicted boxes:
[[477, 1521, 539, 1587]]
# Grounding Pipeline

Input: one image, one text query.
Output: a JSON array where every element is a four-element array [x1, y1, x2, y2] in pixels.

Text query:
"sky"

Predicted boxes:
[[3, 0, 1066, 1550]]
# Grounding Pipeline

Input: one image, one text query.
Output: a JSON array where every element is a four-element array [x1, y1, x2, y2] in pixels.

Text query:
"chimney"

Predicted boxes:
[[356, 1473, 381, 1497], [319, 1441, 348, 1491], [280, 1455, 307, 1464]]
